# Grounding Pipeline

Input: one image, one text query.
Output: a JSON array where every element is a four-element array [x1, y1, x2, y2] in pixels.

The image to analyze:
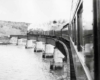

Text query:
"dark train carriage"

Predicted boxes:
[[68, 0, 94, 80], [49, 30, 55, 37], [52, 23, 69, 38]]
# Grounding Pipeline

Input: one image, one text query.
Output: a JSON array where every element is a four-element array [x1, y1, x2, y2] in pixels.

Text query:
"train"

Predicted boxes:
[[68, 0, 94, 80], [27, 0, 94, 80]]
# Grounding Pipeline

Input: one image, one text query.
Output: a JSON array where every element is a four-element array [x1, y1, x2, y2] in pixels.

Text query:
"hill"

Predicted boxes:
[[0, 20, 30, 37]]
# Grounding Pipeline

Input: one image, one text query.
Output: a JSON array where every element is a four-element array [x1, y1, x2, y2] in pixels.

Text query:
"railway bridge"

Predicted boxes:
[[8, 0, 99, 80], [9, 33, 85, 80]]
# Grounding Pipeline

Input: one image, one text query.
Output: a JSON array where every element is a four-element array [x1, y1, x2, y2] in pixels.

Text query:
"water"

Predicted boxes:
[[0, 43, 68, 80]]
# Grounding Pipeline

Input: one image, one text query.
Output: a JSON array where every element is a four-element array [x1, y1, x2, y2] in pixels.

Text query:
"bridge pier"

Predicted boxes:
[[25, 39, 34, 49], [16, 37, 19, 45], [42, 44, 54, 59], [50, 47, 64, 70], [25, 39, 28, 49], [34, 41, 44, 52]]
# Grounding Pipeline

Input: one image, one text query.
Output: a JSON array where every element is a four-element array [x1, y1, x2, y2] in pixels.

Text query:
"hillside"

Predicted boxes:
[[0, 20, 30, 37]]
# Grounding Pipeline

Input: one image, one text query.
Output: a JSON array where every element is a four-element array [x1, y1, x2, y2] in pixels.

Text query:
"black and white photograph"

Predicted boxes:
[[0, 0, 97, 80]]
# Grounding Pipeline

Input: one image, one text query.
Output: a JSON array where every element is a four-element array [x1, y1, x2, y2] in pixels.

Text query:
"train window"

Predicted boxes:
[[77, 3, 83, 51], [71, 22, 73, 39], [73, 18, 77, 45], [71, 18, 77, 45], [68, 24, 71, 37], [72, 21, 74, 41]]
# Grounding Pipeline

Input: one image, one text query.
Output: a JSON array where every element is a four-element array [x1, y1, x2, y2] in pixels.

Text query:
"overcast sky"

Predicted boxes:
[[0, 0, 72, 24]]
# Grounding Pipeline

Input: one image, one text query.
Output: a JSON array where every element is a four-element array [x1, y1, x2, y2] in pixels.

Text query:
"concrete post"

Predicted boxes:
[[25, 39, 28, 49], [50, 47, 56, 70], [16, 37, 19, 45], [42, 44, 54, 59], [42, 42, 46, 58], [50, 47, 64, 70], [25, 39, 33, 49], [34, 41, 44, 52]]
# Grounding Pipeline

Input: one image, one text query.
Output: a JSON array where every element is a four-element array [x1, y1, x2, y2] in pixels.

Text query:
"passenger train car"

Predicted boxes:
[[49, 0, 94, 80], [69, 0, 94, 80], [27, 0, 94, 80]]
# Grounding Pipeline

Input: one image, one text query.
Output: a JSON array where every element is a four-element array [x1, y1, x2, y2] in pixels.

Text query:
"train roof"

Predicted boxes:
[[27, 23, 69, 32]]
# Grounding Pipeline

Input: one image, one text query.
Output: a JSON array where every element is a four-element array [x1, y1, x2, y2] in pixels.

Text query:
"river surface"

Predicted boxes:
[[0, 43, 68, 80]]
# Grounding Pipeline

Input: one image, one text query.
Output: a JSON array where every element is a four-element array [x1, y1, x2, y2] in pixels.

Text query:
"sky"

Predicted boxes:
[[0, 0, 72, 24]]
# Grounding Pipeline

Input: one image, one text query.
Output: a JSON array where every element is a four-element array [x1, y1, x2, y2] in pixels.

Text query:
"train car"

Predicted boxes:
[[68, 0, 94, 80], [48, 23, 69, 38], [49, 30, 55, 37]]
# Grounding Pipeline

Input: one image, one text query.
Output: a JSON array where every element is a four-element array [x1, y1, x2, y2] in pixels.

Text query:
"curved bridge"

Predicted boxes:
[[10, 35, 27, 39], [10, 34, 70, 58], [9, 34, 76, 80]]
